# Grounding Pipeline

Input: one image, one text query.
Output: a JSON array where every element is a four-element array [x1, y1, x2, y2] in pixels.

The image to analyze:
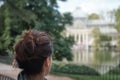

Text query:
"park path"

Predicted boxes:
[[0, 63, 74, 80]]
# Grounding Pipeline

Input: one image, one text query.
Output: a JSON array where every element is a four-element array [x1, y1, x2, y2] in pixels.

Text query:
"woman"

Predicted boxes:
[[13, 30, 53, 80]]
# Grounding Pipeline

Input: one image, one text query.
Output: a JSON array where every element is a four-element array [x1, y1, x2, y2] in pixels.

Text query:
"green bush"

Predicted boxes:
[[108, 66, 120, 75], [51, 63, 99, 75]]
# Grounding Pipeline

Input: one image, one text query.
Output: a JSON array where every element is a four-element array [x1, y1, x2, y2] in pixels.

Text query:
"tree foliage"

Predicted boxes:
[[115, 7, 120, 51], [91, 27, 112, 50], [88, 13, 100, 20], [0, 2, 11, 55], [100, 34, 112, 42], [91, 27, 101, 50], [0, 0, 74, 60], [100, 34, 112, 48]]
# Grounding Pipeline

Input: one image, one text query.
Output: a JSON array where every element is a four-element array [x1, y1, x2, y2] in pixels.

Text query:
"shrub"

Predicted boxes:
[[108, 66, 120, 75], [51, 62, 99, 75]]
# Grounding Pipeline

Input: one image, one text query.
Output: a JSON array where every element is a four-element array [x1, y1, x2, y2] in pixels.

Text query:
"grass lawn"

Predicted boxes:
[[51, 72, 120, 80]]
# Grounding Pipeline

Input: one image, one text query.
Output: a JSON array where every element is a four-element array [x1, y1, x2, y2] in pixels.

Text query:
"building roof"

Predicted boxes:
[[66, 7, 117, 34], [87, 20, 115, 27], [99, 27, 117, 34], [72, 7, 87, 19]]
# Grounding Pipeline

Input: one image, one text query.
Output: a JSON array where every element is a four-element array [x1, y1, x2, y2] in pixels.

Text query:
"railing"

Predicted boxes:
[[0, 73, 15, 80]]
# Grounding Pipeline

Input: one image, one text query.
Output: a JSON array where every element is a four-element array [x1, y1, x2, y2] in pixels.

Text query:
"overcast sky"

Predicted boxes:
[[0, 0, 120, 14], [58, 0, 120, 14]]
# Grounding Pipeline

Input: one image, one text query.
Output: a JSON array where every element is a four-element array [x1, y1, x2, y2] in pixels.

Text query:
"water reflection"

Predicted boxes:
[[93, 50, 115, 64], [72, 49, 120, 74], [73, 49, 120, 64], [73, 50, 94, 64]]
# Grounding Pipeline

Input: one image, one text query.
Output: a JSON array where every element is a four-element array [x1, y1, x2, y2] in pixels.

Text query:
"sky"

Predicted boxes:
[[58, 0, 120, 14], [0, 0, 120, 14], [0, 1, 3, 7]]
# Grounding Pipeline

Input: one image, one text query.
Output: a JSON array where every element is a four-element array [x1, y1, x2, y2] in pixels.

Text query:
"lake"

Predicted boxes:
[[72, 48, 120, 74]]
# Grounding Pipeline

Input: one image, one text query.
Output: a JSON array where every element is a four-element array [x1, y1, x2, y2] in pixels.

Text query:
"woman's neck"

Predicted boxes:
[[26, 73, 45, 80]]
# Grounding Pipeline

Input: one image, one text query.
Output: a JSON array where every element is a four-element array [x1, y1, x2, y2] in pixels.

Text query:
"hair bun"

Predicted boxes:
[[14, 30, 53, 61], [22, 31, 35, 57]]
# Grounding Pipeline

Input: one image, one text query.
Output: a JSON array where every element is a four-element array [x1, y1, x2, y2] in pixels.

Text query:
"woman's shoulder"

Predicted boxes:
[[18, 71, 48, 80], [17, 72, 23, 80], [44, 77, 48, 80]]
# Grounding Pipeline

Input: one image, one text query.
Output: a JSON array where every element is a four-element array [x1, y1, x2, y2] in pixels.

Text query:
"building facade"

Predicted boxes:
[[66, 8, 118, 50]]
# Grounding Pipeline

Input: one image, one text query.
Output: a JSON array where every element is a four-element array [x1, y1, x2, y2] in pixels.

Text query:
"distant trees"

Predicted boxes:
[[100, 34, 112, 48], [115, 7, 120, 51], [0, 0, 74, 60], [91, 27, 101, 50], [88, 13, 100, 20], [91, 27, 112, 50]]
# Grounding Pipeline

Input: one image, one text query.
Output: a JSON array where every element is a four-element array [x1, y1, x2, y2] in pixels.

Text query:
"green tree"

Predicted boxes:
[[88, 13, 100, 20], [100, 34, 112, 41], [91, 27, 112, 50], [100, 34, 112, 48], [0, 3, 11, 55], [54, 36, 74, 60], [91, 27, 101, 50], [115, 7, 120, 51], [0, 0, 74, 60]]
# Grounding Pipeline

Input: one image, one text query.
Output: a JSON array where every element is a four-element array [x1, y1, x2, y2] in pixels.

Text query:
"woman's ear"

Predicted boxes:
[[12, 59, 18, 68], [44, 57, 51, 67], [43, 57, 52, 75]]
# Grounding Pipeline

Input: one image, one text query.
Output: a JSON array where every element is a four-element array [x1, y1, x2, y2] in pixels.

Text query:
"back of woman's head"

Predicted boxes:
[[14, 30, 53, 75]]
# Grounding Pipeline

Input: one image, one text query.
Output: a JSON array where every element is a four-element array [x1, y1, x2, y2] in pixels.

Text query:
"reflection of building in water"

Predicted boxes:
[[73, 50, 94, 64], [66, 7, 118, 50], [73, 49, 120, 65]]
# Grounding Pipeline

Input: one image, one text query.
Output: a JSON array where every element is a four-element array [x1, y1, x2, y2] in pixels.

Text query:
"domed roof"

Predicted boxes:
[[72, 7, 87, 18]]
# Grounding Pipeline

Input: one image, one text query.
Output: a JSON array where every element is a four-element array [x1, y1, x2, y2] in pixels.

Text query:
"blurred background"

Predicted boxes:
[[0, 0, 120, 80]]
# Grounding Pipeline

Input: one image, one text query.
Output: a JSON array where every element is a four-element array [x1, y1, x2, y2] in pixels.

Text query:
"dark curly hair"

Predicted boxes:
[[14, 30, 53, 75]]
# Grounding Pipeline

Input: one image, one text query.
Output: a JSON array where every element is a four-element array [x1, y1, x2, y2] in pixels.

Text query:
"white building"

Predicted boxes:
[[66, 8, 118, 50]]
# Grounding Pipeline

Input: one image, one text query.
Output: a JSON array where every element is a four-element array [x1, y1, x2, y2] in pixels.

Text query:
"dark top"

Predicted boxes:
[[17, 71, 47, 80]]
